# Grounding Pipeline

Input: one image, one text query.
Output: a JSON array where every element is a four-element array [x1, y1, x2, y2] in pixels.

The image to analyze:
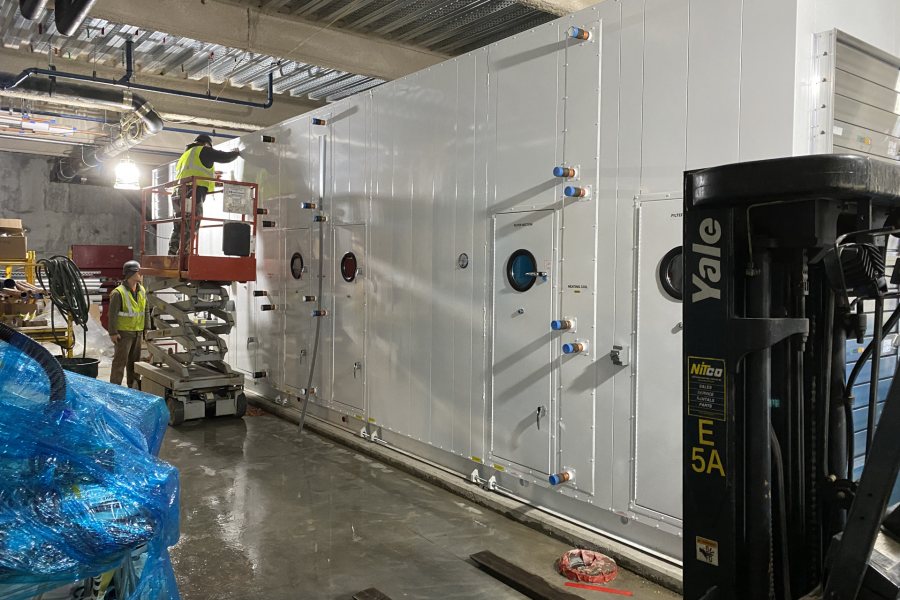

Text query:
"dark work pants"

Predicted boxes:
[[168, 187, 207, 255], [110, 330, 143, 388]]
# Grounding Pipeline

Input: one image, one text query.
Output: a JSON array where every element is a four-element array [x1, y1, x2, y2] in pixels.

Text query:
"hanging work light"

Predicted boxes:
[[114, 158, 140, 190]]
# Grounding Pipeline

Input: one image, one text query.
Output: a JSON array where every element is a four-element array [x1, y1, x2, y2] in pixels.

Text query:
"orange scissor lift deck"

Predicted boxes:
[[140, 176, 259, 282], [135, 177, 259, 426]]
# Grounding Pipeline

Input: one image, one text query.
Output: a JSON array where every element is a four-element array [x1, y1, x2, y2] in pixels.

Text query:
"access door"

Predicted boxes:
[[633, 197, 683, 519], [282, 227, 311, 394], [255, 226, 283, 388], [491, 210, 555, 473], [332, 224, 366, 413]]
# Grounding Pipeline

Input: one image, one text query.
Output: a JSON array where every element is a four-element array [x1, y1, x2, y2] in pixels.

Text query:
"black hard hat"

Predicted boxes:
[[123, 260, 142, 277], [194, 134, 213, 146]]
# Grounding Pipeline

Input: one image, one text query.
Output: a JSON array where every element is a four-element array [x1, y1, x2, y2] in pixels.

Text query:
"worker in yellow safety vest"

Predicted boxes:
[[109, 260, 149, 388], [168, 134, 242, 255]]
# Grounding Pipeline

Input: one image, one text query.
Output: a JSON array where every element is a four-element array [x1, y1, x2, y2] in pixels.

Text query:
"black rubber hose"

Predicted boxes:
[[771, 425, 793, 600], [0, 322, 66, 402], [297, 215, 324, 435], [36, 255, 91, 357], [843, 302, 900, 477], [866, 296, 884, 461]]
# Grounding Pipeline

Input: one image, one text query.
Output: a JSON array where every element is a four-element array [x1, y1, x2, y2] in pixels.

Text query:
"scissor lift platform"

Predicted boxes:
[[139, 176, 258, 426], [136, 361, 246, 425]]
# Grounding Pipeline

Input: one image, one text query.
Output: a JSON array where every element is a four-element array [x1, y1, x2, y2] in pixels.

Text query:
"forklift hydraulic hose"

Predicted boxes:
[[0, 322, 67, 403], [297, 215, 325, 434], [843, 301, 900, 475]]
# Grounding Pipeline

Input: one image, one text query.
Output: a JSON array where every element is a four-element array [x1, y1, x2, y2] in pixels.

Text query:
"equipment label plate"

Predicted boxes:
[[695, 536, 719, 566], [687, 356, 726, 421]]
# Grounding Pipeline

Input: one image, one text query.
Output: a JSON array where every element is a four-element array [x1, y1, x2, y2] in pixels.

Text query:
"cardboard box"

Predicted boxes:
[[0, 218, 27, 260]]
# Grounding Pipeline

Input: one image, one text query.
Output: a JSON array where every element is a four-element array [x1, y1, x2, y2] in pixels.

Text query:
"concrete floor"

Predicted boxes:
[[160, 412, 680, 600]]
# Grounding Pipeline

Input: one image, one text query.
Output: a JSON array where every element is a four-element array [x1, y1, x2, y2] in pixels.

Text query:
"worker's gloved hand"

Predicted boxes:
[[109, 333, 121, 344]]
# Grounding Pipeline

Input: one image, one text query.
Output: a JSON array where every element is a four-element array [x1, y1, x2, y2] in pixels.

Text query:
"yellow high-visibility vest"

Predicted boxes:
[[175, 146, 215, 192], [114, 284, 146, 331]]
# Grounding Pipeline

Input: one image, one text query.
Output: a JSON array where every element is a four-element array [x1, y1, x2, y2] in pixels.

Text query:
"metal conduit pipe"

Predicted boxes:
[[19, 0, 50, 20], [1, 51, 274, 110], [57, 93, 164, 180], [0, 88, 260, 132], [0, 73, 164, 179]]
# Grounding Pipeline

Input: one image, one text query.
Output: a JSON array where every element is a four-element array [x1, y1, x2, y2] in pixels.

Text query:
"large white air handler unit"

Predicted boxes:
[[211, 0, 900, 568]]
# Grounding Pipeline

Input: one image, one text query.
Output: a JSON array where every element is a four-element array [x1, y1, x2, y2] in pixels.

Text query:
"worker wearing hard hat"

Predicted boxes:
[[109, 260, 149, 388], [168, 134, 242, 255]]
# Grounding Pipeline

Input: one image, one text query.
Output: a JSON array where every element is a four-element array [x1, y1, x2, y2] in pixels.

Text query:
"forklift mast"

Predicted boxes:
[[682, 155, 900, 599]]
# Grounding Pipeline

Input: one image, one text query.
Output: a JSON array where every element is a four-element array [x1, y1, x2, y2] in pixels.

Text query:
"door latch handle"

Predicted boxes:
[[536, 405, 547, 429], [526, 271, 548, 278], [353, 361, 362, 378]]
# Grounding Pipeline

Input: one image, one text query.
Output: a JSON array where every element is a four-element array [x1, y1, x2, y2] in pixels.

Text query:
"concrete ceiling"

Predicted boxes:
[[0, 0, 562, 173]]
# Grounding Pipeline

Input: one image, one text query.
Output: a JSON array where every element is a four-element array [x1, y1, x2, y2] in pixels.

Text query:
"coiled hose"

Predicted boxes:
[[36, 255, 91, 358], [0, 321, 67, 402]]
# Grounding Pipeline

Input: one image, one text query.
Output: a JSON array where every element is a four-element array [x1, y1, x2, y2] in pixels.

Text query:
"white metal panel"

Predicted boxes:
[[229, 281, 256, 375], [633, 197, 683, 520], [685, 0, 742, 170], [739, 0, 798, 161], [488, 23, 561, 213], [609, 0, 646, 517], [640, 0, 689, 193], [280, 118, 312, 231], [330, 97, 369, 226], [451, 53, 483, 459], [255, 226, 284, 388], [331, 224, 366, 413], [424, 61, 465, 453], [282, 228, 311, 395], [556, 12, 602, 497], [491, 209, 555, 474], [367, 80, 418, 436]]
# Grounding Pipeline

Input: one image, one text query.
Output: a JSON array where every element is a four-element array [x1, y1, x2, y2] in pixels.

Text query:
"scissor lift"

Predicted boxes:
[[135, 176, 258, 426]]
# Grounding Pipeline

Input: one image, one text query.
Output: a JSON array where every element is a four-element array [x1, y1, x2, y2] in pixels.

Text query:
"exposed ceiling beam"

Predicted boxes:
[[514, 0, 597, 17], [90, 0, 446, 81], [0, 47, 320, 129]]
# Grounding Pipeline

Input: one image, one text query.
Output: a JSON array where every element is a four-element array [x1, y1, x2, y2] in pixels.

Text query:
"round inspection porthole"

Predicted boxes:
[[457, 253, 469, 269], [659, 246, 684, 301], [290, 252, 304, 280], [506, 249, 537, 292], [340, 252, 358, 282]]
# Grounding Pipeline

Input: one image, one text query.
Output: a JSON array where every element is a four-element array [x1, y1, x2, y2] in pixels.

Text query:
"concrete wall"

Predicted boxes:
[[0, 151, 141, 259]]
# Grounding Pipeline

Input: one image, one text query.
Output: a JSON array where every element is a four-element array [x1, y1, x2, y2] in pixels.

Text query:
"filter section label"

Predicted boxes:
[[687, 356, 726, 421]]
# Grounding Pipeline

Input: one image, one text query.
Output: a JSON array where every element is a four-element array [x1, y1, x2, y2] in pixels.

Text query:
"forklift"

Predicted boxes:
[[682, 154, 900, 599]]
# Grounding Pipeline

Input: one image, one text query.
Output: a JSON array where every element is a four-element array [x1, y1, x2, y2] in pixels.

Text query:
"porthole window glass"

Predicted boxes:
[[341, 252, 358, 282], [290, 252, 304, 280], [506, 249, 537, 292], [659, 246, 683, 301]]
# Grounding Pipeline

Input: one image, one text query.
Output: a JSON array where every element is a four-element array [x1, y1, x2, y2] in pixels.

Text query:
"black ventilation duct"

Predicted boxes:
[[54, 0, 97, 36], [18, 0, 96, 37], [19, 0, 49, 20]]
